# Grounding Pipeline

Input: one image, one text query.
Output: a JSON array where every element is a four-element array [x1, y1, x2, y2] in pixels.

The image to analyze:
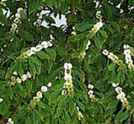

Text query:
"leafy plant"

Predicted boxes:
[[0, 0, 134, 124]]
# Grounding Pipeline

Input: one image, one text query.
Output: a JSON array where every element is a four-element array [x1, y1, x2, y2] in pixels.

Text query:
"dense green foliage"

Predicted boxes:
[[0, 0, 134, 124]]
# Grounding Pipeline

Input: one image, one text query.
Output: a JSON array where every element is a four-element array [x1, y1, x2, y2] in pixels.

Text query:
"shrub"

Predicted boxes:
[[0, 0, 134, 124]]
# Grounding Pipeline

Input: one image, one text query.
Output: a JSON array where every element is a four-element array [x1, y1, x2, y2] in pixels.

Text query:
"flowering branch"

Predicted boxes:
[[10, 71, 32, 86], [10, 8, 26, 34], [29, 82, 52, 110], [87, 83, 96, 101], [18, 40, 53, 59], [124, 44, 134, 70], [112, 83, 129, 109], [102, 49, 126, 69], [62, 63, 74, 96]]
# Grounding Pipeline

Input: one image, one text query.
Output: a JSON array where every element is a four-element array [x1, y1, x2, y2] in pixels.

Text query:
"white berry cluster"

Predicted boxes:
[[6, 118, 14, 124], [76, 106, 84, 120], [91, 21, 103, 34], [10, 71, 32, 86], [62, 63, 74, 96], [123, 44, 134, 70], [29, 82, 52, 109], [112, 83, 128, 108], [10, 8, 25, 33], [102, 49, 125, 67], [22, 41, 53, 58], [0, 97, 3, 103], [87, 83, 95, 101]]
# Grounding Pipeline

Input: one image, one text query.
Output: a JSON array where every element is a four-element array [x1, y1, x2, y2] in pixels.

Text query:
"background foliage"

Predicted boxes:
[[0, 0, 134, 124]]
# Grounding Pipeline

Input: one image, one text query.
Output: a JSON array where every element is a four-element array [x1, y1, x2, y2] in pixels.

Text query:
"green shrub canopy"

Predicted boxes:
[[0, 0, 134, 124]]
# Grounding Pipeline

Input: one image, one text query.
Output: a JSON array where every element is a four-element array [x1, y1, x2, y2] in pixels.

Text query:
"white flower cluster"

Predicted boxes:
[[102, 47, 134, 69], [6, 118, 14, 124], [29, 82, 52, 109], [96, 10, 102, 21], [10, 71, 32, 86], [1, 48, 4, 52], [41, 82, 52, 92], [87, 83, 95, 101], [91, 21, 103, 34], [0, 0, 7, 6], [23, 41, 53, 58], [71, 27, 77, 35], [85, 40, 91, 50], [1, 0, 7, 2], [79, 40, 91, 59], [34, 12, 43, 27], [10, 8, 25, 33], [112, 83, 128, 108], [0, 44, 8, 57], [62, 63, 74, 96], [102, 49, 119, 62], [71, 31, 77, 35], [102, 49, 125, 67], [79, 51, 86, 59], [76, 106, 84, 120], [123, 44, 134, 70], [0, 97, 3, 103]]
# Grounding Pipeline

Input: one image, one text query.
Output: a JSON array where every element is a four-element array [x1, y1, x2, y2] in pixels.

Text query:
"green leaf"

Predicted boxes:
[[129, 0, 134, 5], [0, 8, 6, 23], [94, 30, 108, 49], [25, 116, 32, 124], [114, 111, 129, 124], [29, 0, 43, 14], [37, 51, 50, 60], [75, 21, 92, 32], [45, 49, 56, 61], [28, 57, 41, 78], [22, 31, 34, 42]]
